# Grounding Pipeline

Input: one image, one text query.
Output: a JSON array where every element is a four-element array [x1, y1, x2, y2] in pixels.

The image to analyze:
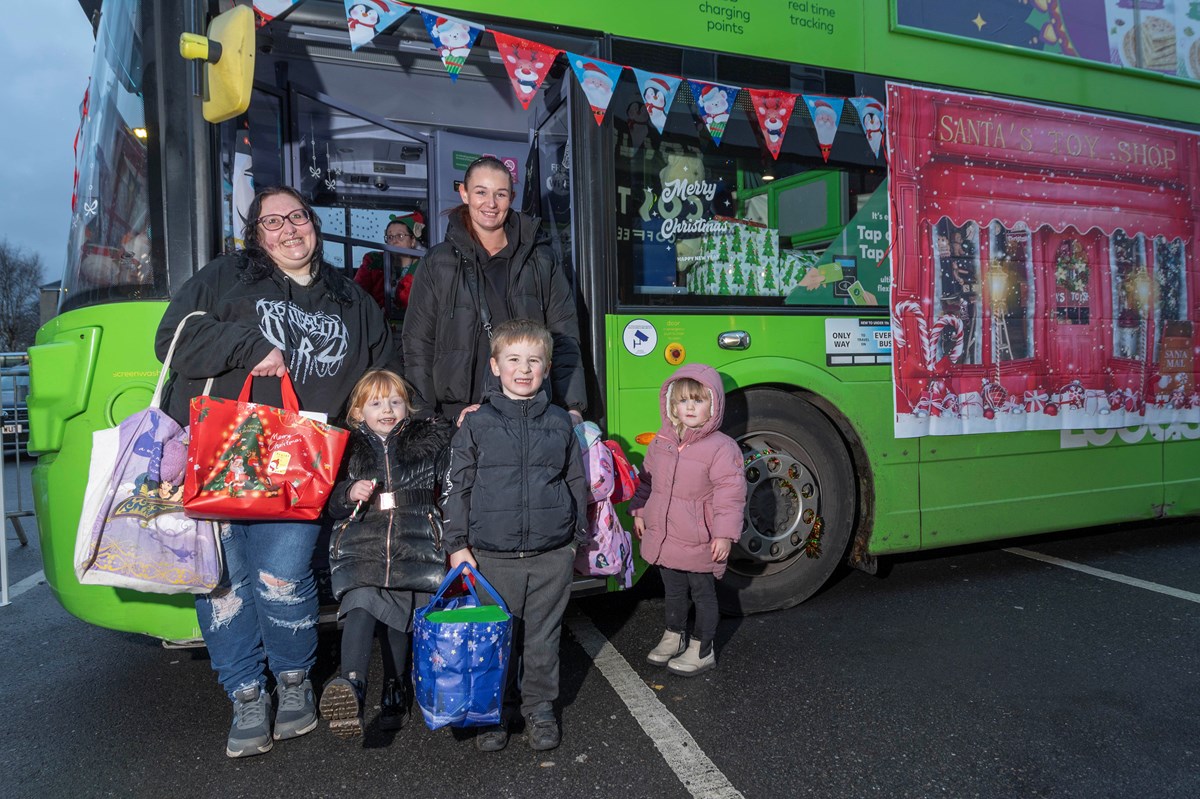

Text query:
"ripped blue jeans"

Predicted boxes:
[[196, 520, 321, 699]]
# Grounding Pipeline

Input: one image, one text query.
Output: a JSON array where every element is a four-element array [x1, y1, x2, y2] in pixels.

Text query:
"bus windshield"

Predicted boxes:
[[61, 0, 163, 313]]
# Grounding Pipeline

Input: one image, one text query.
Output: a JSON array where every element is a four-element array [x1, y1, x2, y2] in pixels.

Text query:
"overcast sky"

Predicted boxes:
[[0, 1, 95, 283]]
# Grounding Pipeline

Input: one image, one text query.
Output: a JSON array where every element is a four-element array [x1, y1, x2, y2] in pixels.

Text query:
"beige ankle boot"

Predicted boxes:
[[647, 629, 687, 665], [666, 640, 715, 676]]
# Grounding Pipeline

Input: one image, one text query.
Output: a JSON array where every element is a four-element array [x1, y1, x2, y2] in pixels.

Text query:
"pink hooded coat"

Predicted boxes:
[[629, 364, 746, 578]]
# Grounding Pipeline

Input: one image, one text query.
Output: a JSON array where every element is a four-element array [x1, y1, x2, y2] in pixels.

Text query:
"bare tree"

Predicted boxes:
[[0, 239, 44, 351]]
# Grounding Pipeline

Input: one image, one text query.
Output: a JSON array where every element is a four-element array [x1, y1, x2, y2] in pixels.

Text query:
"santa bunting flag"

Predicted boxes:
[[493, 32, 561, 110], [688, 80, 739, 146], [420, 10, 484, 81], [567, 53, 625, 125], [849, 96, 885, 159], [253, 0, 301, 27], [802, 95, 845, 162], [747, 88, 798, 159], [344, 1, 412, 51], [631, 69, 682, 135]]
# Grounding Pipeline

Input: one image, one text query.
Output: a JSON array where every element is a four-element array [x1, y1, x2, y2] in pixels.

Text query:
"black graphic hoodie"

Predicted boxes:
[[156, 253, 399, 425]]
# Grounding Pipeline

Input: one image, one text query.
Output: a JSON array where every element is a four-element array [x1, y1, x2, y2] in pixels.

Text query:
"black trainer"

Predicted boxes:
[[475, 725, 510, 752], [526, 711, 560, 751]]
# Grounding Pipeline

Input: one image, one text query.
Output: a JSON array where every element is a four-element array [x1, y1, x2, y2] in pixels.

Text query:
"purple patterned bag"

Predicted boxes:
[[73, 311, 222, 594]]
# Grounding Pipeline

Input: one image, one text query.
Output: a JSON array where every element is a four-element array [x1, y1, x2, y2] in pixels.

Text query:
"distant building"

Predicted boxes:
[[40, 280, 61, 325]]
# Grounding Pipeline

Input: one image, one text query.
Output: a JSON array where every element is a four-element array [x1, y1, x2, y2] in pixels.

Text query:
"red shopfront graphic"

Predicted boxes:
[[887, 83, 1200, 438]]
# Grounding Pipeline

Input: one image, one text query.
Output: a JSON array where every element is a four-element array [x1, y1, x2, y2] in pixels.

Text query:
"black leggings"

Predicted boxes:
[[659, 567, 718, 651], [340, 608, 410, 684]]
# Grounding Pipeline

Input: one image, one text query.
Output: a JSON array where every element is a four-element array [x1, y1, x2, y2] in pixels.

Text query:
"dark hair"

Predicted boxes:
[[240, 186, 324, 277], [452, 156, 515, 245]]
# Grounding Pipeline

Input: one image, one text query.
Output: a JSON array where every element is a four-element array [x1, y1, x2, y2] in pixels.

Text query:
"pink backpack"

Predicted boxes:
[[573, 422, 633, 587]]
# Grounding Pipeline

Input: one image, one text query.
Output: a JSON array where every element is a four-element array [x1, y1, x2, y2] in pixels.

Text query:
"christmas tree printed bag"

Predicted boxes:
[[183, 373, 348, 521]]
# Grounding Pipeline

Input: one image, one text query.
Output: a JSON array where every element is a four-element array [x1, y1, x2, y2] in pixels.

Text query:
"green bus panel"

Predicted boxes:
[[32, 302, 201, 640], [918, 432, 1164, 548], [1163, 435, 1200, 518]]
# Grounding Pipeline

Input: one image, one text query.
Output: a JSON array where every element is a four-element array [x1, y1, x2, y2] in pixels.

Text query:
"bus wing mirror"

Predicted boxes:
[[179, 4, 255, 124]]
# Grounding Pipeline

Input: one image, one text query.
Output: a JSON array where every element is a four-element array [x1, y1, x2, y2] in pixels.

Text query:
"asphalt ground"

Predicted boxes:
[[2, 455, 1198, 798]]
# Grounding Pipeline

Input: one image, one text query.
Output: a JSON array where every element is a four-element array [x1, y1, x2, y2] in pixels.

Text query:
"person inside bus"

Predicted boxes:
[[402, 155, 586, 425], [354, 212, 425, 323], [154, 185, 398, 759]]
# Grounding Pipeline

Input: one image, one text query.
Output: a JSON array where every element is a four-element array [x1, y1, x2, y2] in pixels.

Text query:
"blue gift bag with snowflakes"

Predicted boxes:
[[413, 563, 512, 730]]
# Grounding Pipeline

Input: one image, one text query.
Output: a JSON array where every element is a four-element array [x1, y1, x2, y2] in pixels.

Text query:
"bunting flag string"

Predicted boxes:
[[567, 53, 625, 126], [419, 10, 484, 81], [848, 97, 885, 159], [688, 80, 739, 146], [248, 1, 882, 161], [253, 0, 302, 26], [493, 32, 561, 110], [631, 69, 682, 136], [747, 89, 798, 160], [344, 1, 412, 51], [802, 95, 845, 162]]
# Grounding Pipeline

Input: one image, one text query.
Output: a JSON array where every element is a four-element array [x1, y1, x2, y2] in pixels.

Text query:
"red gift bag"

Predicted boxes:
[[183, 374, 349, 521]]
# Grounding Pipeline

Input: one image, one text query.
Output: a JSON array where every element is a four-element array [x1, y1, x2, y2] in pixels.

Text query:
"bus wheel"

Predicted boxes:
[[718, 389, 856, 615]]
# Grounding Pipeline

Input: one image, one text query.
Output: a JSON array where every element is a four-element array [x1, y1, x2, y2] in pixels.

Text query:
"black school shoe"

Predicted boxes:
[[378, 678, 409, 731], [475, 725, 510, 752], [525, 711, 561, 751], [320, 676, 364, 739]]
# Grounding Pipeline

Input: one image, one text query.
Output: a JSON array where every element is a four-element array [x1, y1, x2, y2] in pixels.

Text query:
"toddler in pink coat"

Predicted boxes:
[[630, 363, 746, 676]]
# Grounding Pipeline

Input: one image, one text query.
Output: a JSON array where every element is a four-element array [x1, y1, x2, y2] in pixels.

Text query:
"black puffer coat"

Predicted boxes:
[[441, 388, 588, 556], [401, 211, 586, 419], [328, 415, 452, 597]]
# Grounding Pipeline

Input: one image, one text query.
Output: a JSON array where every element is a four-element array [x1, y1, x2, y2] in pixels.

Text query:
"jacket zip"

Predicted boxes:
[[383, 434, 395, 584], [521, 401, 530, 556]]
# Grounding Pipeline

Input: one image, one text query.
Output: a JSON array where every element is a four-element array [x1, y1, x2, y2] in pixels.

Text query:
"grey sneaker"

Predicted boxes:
[[226, 684, 273, 758], [273, 670, 318, 740]]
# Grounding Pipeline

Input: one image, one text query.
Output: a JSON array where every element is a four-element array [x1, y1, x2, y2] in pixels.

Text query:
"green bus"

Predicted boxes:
[[33, 0, 1200, 640]]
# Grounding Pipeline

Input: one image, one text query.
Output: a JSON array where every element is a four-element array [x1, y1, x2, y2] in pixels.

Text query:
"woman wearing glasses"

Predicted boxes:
[[353, 213, 425, 321], [154, 186, 397, 759]]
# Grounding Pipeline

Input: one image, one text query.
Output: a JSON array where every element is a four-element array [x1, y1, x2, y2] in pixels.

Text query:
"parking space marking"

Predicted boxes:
[[566, 612, 744, 799], [7, 569, 45, 600], [1005, 548, 1200, 604]]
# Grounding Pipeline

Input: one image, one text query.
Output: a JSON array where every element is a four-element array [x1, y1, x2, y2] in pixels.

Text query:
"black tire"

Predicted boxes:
[[717, 389, 857, 615]]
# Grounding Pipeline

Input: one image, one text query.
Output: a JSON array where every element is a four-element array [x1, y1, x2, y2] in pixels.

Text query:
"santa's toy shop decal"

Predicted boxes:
[[887, 83, 1200, 439]]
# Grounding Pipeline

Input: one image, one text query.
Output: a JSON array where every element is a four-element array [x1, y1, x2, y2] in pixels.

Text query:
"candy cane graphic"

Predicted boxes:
[[890, 300, 925, 349], [928, 314, 964, 369]]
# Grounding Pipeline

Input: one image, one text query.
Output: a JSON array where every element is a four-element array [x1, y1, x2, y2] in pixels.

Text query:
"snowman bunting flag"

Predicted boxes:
[[688, 80, 739, 146], [493, 32, 560, 110], [253, 0, 301, 26], [747, 88, 798, 159], [632, 69, 682, 135], [802, 95, 845, 162], [343, 1, 412, 51], [419, 11, 484, 81], [567, 53, 625, 125], [848, 97, 885, 159]]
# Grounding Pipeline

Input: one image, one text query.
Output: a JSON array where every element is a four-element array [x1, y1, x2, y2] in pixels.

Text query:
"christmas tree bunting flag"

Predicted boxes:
[[420, 10, 484, 81], [802, 95, 845, 162], [689, 80, 739, 146], [344, 1, 412, 51], [848, 97, 885, 159], [568, 53, 625, 125], [254, 0, 302, 27], [747, 88, 798, 159], [632, 69, 682, 135], [493, 32, 560, 110]]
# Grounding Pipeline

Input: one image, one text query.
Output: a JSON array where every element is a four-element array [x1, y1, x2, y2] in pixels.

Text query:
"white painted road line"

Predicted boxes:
[[566, 612, 744, 799], [1005, 548, 1200, 604], [6, 569, 46, 600]]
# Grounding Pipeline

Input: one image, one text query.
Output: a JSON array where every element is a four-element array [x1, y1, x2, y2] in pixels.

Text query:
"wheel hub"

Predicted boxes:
[[739, 447, 819, 563]]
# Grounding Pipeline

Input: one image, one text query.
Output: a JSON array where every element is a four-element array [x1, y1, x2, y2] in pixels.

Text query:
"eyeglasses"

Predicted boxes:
[[256, 209, 312, 231], [385, 231, 414, 243]]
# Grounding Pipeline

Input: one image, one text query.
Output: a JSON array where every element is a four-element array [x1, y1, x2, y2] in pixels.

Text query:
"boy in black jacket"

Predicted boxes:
[[442, 319, 587, 753]]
